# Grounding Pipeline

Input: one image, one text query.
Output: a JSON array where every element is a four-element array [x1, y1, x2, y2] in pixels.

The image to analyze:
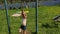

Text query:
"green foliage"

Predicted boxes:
[[0, 6, 60, 34]]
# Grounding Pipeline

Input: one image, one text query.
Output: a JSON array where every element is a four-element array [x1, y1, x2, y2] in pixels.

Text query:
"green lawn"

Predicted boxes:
[[0, 6, 60, 34]]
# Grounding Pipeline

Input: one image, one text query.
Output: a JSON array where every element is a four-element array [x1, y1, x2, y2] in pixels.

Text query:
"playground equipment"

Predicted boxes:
[[35, 0, 38, 34], [4, 0, 38, 34], [4, 0, 11, 34]]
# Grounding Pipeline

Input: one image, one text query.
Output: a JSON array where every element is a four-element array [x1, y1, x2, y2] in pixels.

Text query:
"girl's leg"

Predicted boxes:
[[19, 28, 23, 34], [23, 30, 26, 34]]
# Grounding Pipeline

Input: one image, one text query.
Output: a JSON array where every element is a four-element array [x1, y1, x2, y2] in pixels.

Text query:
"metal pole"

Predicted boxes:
[[4, 0, 11, 34], [35, 0, 38, 34]]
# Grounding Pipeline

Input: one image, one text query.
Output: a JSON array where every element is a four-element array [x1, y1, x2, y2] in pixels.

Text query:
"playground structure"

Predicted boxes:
[[4, 0, 38, 34]]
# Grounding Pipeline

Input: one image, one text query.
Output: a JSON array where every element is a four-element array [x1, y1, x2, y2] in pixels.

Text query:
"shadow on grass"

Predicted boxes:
[[31, 32, 37, 34], [26, 29, 37, 34], [42, 23, 59, 28]]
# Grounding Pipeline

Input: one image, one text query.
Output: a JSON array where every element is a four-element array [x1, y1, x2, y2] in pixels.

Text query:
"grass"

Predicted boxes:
[[0, 6, 60, 34]]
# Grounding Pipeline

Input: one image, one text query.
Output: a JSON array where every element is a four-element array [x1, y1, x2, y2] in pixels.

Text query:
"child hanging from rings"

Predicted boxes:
[[12, 9, 27, 34], [12, 5, 29, 34], [19, 9, 27, 34]]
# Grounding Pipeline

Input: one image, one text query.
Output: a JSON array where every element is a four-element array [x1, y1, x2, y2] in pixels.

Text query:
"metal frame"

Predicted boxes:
[[4, 0, 38, 34], [35, 0, 38, 34], [4, 0, 11, 34]]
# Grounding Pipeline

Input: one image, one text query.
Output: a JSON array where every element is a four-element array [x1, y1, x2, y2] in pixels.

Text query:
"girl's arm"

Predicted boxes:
[[12, 13, 21, 17]]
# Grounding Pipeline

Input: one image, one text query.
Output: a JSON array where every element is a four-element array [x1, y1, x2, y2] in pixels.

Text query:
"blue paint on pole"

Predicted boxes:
[[4, 0, 11, 34], [35, 0, 38, 34]]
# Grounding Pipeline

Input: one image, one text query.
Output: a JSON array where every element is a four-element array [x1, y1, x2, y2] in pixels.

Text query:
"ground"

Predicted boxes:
[[0, 6, 60, 34]]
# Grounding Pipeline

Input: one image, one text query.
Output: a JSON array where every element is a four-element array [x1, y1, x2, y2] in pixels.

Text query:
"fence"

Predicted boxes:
[[0, 1, 60, 9]]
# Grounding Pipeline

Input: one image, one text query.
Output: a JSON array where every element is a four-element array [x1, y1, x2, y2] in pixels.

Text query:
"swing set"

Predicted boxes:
[[4, 0, 38, 34]]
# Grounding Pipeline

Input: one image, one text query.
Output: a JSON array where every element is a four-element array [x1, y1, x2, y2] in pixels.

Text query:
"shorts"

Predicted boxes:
[[20, 25, 26, 30]]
